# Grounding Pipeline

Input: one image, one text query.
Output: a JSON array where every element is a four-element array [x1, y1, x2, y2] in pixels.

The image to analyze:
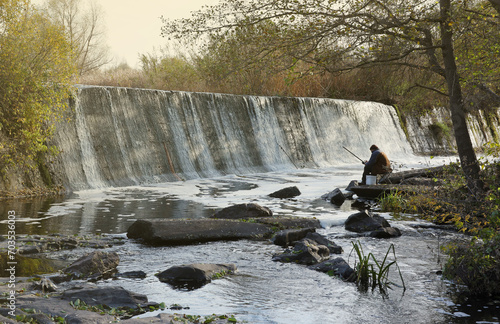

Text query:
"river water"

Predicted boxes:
[[1, 160, 499, 324]]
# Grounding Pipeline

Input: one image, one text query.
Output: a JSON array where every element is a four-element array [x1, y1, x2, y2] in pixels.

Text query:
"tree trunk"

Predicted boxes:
[[439, 0, 484, 198]]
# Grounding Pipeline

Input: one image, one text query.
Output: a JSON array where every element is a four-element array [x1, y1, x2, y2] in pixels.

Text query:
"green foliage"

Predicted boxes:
[[349, 240, 405, 294], [443, 235, 500, 296], [429, 122, 453, 145], [140, 47, 203, 91], [0, 0, 76, 172], [379, 189, 407, 213]]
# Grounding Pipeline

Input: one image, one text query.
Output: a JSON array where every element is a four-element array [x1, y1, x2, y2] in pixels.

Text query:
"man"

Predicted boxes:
[[360, 145, 392, 185]]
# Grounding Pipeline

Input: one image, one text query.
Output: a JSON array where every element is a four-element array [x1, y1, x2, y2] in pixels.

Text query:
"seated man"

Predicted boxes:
[[361, 145, 392, 185]]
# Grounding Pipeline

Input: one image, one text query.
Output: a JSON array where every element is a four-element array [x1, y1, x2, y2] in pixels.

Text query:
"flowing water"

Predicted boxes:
[[2, 161, 499, 324]]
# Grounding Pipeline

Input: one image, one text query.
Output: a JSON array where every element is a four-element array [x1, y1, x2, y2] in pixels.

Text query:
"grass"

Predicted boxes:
[[349, 240, 406, 294]]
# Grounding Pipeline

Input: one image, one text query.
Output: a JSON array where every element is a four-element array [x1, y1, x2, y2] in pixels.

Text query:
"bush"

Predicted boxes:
[[443, 234, 500, 296], [0, 0, 76, 171]]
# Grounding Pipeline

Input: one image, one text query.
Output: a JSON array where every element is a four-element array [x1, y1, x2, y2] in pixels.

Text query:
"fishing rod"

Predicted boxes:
[[342, 146, 364, 163]]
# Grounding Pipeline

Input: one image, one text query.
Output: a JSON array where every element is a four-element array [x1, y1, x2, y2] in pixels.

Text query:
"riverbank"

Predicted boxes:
[[376, 160, 500, 297]]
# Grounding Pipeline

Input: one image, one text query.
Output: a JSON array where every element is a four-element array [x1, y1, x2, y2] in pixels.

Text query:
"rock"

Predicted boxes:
[[63, 251, 119, 280], [308, 257, 356, 282], [321, 188, 346, 205], [62, 286, 149, 309], [344, 210, 390, 233], [272, 238, 330, 265], [345, 180, 359, 191], [13, 234, 125, 255], [370, 227, 402, 238], [271, 228, 316, 247], [127, 219, 273, 245], [117, 271, 147, 279], [351, 198, 376, 210], [269, 186, 301, 199], [13, 293, 121, 323], [156, 263, 237, 289], [305, 232, 343, 254], [256, 216, 322, 230], [211, 203, 273, 219], [0, 314, 17, 323]]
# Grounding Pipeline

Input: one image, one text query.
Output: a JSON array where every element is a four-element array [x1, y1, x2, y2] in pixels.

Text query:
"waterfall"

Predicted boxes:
[[51, 86, 414, 191]]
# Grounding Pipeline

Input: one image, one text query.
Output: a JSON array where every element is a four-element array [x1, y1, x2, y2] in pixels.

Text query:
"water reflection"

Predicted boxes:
[[0, 192, 213, 236]]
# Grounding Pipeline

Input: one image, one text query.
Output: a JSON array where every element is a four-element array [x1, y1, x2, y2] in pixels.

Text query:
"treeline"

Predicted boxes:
[[82, 49, 448, 115]]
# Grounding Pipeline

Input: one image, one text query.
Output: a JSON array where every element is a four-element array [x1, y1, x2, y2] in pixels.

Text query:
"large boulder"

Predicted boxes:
[[156, 263, 237, 289], [344, 210, 390, 233], [62, 286, 149, 310], [308, 257, 356, 282], [127, 219, 273, 245], [211, 203, 272, 219], [272, 238, 330, 265], [269, 186, 301, 199], [63, 251, 119, 280]]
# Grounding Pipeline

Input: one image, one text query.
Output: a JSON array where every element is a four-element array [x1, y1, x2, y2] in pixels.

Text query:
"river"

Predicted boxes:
[[1, 159, 499, 324]]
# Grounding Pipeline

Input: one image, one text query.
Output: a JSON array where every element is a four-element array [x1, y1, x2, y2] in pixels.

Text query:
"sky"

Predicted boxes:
[[101, 0, 218, 67], [33, 0, 219, 68]]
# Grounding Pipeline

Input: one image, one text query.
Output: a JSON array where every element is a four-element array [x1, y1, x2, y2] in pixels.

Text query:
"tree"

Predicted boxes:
[[162, 0, 498, 198], [0, 0, 76, 170], [43, 0, 110, 75]]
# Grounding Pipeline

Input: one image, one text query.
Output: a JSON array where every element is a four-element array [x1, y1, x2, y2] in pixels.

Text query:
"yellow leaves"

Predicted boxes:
[[0, 0, 76, 170]]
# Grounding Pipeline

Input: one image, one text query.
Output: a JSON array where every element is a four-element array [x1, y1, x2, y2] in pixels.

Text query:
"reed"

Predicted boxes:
[[350, 240, 406, 294]]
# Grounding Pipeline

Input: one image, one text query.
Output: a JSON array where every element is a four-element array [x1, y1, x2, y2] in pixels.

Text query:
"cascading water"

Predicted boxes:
[[52, 86, 413, 191]]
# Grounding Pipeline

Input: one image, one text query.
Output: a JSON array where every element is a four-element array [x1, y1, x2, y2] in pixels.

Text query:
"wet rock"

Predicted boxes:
[[345, 180, 359, 192], [351, 198, 376, 210], [156, 263, 237, 289], [211, 203, 272, 219], [0, 315, 16, 324], [321, 188, 346, 205], [269, 186, 301, 199], [305, 232, 343, 254], [256, 216, 322, 230], [127, 219, 273, 245], [308, 257, 356, 282], [117, 271, 147, 279], [271, 228, 317, 247], [370, 227, 402, 238], [272, 238, 330, 265], [62, 286, 150, 309], [13, 294, 119, 323], [12, 234, 125, 255], [344, 210, 390, 233], [63, 251, 119, 280]]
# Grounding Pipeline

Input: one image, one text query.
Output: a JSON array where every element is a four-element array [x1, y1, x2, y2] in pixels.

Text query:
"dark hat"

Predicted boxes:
[[370, 145, 379, 150]]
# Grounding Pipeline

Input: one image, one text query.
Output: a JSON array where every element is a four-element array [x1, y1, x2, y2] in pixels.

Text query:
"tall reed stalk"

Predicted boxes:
[[350, 240, 406, 294]]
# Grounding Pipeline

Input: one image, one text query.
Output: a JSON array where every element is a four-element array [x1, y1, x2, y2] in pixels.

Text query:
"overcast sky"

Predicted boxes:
[[33, 0, 219, 68], [102, 0, 219, 67]]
